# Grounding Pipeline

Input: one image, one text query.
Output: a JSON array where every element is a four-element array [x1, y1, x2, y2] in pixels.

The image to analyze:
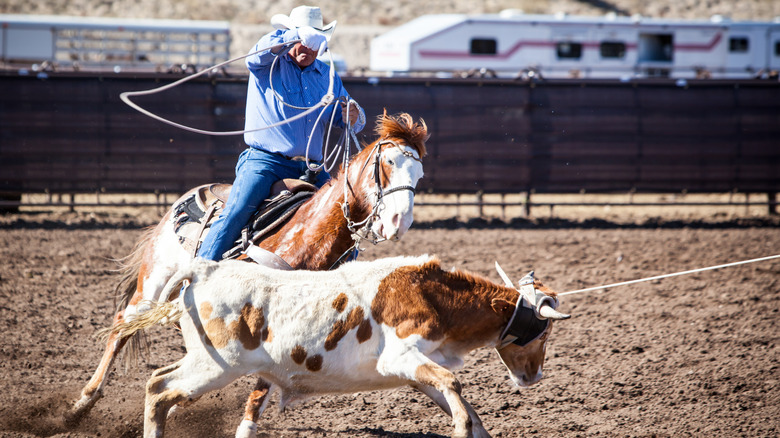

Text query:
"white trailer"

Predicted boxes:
[[0, 14, 230, 70], [370, 11, 780, 79]]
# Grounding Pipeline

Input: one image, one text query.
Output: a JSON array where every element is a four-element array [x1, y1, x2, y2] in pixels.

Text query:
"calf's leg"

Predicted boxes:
[[411, 383, 490, 438], [379, 351, 472, 438], [236, 377, 275, 438], [144, 355, 239, 438]]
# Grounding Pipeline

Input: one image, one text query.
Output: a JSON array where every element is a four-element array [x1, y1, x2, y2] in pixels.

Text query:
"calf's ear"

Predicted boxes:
[[491, 298, 515, 320]]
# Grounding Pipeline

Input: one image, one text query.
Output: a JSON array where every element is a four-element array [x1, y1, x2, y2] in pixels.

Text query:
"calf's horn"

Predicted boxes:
[[494, 261, 515, 288], [539, 304, 571, 320]]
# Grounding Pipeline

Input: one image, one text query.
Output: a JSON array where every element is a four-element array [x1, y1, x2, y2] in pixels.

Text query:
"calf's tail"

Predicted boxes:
[[97, 268, 193, 342]]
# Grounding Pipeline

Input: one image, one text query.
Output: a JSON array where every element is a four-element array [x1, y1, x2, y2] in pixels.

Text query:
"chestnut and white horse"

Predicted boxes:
[[69, 112, 428, 423]]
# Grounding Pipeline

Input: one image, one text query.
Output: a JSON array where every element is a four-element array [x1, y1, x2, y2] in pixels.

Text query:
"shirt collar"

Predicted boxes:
[[308, 58, 327, 75]]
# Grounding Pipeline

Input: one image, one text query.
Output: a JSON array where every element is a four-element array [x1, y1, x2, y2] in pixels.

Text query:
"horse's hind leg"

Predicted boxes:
[[68, 220, 178, 424], [236, 377, 275, 438], [66, 310, 130, 425]]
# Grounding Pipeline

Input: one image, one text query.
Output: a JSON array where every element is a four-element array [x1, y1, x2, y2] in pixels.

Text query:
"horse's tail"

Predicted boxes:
[[111, 224, 158, 368], [113, 224, 157, 312]]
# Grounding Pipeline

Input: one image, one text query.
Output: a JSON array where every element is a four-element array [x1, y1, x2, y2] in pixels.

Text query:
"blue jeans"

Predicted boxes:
[[198, 148, 330, 261]]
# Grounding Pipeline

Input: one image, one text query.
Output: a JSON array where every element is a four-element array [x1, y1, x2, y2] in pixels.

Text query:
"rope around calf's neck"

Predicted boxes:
[[559, 254, 780, 296]]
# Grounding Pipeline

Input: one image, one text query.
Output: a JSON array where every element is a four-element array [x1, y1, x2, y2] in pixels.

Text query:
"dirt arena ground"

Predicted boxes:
[[0, 203, 778, 438]]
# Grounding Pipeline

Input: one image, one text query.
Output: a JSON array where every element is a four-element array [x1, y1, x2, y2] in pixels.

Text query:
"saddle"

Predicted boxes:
[[173, 179, 316, 262]]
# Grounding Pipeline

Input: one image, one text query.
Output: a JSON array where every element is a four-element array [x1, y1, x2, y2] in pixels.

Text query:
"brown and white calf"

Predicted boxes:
[[119, 255, 570, 438]]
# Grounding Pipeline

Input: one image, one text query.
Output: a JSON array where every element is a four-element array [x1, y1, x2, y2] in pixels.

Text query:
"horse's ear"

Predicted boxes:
[[491, 298, 515, 320]]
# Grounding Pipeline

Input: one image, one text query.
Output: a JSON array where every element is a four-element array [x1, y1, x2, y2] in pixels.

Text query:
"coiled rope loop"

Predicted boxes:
[[119, 39, 337, 137]]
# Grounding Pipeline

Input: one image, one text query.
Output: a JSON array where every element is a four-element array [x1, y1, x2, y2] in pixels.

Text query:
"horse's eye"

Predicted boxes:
[[386, 158, 395, 166]]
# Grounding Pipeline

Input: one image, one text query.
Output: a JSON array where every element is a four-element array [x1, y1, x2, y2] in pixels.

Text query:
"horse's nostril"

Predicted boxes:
[[392, 213, 402, 228]]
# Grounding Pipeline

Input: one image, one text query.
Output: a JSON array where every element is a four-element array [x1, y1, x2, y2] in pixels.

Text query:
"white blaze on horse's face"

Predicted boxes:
[[371, 145, 424, 241]]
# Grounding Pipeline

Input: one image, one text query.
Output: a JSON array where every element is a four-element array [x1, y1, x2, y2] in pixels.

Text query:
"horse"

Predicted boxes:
[[68, 112, 429, 425]]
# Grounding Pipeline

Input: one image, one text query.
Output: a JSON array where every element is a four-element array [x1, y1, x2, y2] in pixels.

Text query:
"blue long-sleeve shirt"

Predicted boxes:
[[244, 29, 365, 162]]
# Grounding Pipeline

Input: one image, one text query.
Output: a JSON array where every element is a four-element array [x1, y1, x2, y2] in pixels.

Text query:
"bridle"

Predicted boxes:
[[330, 139, 421, 268], [345, 139, 421, 242]]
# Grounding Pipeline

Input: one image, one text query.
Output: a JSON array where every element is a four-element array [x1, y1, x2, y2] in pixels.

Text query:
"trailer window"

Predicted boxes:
[[774, 41, 780, 56], [556, 42, 582, 59], [470, 38, 497, 55], [729, 37, 749, 53], [600, 41, 626, 59], [638, 34, 673, 62]]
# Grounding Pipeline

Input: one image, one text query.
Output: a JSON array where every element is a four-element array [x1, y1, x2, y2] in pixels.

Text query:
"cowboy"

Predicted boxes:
[[198, 5, 366, 261]]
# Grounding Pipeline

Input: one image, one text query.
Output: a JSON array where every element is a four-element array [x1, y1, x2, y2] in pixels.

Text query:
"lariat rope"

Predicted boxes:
[[120, 38, 360, 178], [559, 254, 780, 297], [119, 39, 337, 138]]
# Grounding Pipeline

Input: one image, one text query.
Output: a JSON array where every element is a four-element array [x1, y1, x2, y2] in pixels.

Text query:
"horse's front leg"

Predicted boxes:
[[236, 377, 275, 438]]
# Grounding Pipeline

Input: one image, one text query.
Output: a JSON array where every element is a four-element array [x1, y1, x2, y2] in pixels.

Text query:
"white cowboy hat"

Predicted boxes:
[[271, 6, 337, 41]]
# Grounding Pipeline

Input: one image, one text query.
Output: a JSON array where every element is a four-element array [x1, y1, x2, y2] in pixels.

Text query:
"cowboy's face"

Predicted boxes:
[[288, 43, 317, 68]]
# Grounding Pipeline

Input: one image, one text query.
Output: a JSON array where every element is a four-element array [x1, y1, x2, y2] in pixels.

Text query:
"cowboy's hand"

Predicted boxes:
[[297, 26, 327, 56], [341, 101, 361, 126]]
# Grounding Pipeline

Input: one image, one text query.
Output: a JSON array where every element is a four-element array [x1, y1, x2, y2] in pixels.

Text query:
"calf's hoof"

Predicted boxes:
[[452, 428, 472, 438], [235, 419, 258, 438]]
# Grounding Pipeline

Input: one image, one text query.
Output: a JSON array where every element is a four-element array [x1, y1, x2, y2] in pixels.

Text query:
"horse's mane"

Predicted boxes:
[[374, 112, 428, 158]]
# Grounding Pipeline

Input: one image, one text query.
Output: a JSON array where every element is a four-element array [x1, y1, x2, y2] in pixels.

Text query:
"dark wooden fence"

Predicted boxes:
[[1, 70, 779, 207]]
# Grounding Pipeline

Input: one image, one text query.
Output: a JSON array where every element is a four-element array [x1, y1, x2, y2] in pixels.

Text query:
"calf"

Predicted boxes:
[[117, 255, 570, 438]]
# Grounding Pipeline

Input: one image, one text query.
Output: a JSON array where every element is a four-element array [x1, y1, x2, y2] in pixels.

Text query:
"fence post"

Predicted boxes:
[[524, 191, 532, 217], [769, 192, 778, 215]]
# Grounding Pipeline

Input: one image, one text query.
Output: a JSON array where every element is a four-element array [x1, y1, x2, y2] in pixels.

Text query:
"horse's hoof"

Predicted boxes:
[[64, 395, 96, 426], [63, 408, 85, 427]]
